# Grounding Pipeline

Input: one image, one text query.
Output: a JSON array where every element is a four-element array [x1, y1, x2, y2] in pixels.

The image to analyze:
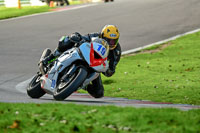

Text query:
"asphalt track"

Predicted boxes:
[[0, 0, 200, 110]]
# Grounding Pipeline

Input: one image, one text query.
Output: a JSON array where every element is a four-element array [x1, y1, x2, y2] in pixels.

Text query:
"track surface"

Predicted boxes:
[[15, 79, 200, 110], [0, 0, 200, 109]]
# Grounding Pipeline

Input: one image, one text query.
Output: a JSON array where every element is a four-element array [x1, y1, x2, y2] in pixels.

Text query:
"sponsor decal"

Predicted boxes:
[[110, 34, 116, 37], [87, 44, 91, 48], [72, 53, 77, 57]]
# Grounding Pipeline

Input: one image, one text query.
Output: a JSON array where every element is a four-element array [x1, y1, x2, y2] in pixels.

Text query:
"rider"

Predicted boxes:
[[41, 25, 121, 98]]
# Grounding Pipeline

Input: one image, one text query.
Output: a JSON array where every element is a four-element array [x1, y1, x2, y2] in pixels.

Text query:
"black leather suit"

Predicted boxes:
[[44, 32, 121, 98]]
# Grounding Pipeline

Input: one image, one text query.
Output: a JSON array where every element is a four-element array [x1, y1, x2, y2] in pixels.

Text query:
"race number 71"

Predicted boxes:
[[97, 45, 106, 56]]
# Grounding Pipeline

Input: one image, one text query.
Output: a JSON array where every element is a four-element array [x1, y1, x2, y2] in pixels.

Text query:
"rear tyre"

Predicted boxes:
[[27, 74, 46, 98], [53, 67, 88, 100]]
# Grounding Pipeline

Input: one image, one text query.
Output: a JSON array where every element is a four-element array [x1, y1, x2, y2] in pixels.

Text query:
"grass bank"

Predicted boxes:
[[0, 6, 54, 20], [0, 0, 84, 20], [0, 103, 200, 133], [99, 31, 200, 105]]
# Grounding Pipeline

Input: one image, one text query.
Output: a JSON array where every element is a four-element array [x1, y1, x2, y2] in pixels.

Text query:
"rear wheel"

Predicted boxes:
[[53, 67, 88, 100], [27, 74, 46, 98]]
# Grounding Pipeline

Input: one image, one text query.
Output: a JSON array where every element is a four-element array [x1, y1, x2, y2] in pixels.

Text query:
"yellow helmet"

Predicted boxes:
[[101, 25, 120, 50]]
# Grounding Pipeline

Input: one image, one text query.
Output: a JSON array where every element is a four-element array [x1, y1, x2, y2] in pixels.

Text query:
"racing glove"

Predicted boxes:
[[39, 54, 55, 67], [70, 32, 82, 43], [103, 68, 115, 77]]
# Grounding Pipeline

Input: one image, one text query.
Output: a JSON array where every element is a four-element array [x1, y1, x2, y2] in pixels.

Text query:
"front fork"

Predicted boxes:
[[39, 63, 45, 75], [39, 48, 52, 75]]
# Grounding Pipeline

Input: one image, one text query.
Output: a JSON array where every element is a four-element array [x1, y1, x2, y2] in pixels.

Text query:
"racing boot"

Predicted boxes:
[[86, 76, 104, 98]]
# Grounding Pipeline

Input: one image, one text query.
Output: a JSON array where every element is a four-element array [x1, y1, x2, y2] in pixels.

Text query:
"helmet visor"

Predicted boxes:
[[104, 38, 118, 50]]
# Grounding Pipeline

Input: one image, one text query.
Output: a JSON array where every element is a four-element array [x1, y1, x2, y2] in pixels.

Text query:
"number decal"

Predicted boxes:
[[101, 47, 106, 56], [51, 79, 56, 88], [97, 45, 106, 56], [97, 45, 102, 51]]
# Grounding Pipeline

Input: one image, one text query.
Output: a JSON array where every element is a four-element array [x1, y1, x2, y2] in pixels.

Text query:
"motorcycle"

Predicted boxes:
[[27, 37, 109, 100]]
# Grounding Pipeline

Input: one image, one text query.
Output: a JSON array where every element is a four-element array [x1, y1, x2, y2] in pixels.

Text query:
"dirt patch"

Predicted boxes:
[[142, 42, 172, 54], [123, 42, 173, 57]]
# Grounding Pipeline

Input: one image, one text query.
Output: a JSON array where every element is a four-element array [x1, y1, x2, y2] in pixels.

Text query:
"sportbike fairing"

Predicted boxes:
[[40, 48, 81, 94], [79, 38, 109, 72], [40, 38, 109, 94]]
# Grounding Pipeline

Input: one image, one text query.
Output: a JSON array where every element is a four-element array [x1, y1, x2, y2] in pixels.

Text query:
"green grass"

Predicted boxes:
[[98, 31, 200, 105], [70, 1, 83, 5], [0, 6, 54, 20], [0, 0, 91, 20], [0, 103, 200, 133]]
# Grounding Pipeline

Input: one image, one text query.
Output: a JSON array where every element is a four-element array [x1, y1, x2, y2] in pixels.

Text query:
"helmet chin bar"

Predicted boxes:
[[102, 37, 118, 50]]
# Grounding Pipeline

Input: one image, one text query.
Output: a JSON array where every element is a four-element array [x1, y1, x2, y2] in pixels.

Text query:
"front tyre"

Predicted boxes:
[[53, 67, 88, 100], [27, 74, 46, 98]]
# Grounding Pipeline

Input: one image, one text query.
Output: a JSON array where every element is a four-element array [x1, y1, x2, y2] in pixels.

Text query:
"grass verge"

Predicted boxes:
[[0, 6, 54, 20], [0, 103, 200, 133], [98, 31, 200, 105], [0, 0, 93, 20]]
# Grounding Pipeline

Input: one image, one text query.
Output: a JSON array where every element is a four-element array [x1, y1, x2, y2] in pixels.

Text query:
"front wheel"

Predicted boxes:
[[53, 67, 88, 100], [27, 74, 46, 98]]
